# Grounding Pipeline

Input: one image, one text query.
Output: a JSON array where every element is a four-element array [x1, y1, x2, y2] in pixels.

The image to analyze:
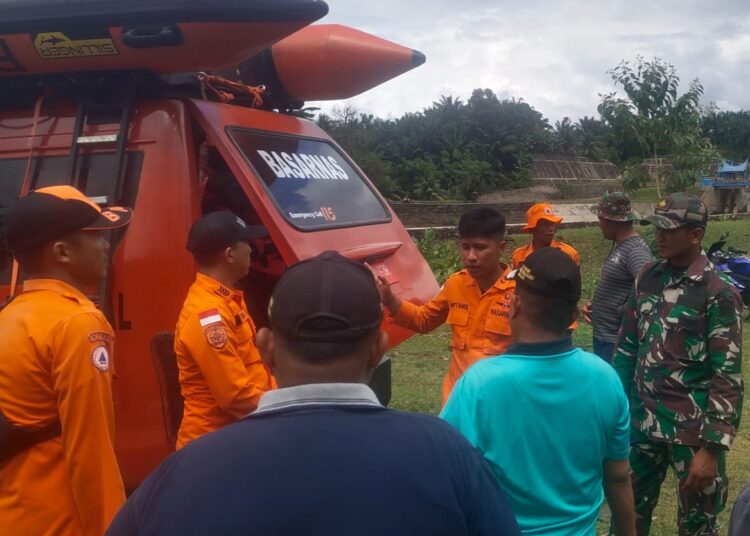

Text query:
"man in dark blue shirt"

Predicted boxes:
[[107, 251, 520, 536]]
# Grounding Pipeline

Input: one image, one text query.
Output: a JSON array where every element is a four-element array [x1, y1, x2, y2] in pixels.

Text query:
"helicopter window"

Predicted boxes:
[[228, 128, 391, 231]]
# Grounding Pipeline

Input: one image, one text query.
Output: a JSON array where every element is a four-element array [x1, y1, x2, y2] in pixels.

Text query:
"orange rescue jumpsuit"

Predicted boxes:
[[0, 279, 125, 536], [175, 273, 274, 448], [393, 267, 515, 404], [511, 239, 580, 269]]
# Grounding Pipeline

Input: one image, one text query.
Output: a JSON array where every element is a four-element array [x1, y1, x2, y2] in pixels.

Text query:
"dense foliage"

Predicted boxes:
[[598, 57, 718, 195], [317, 57, 749, 201]]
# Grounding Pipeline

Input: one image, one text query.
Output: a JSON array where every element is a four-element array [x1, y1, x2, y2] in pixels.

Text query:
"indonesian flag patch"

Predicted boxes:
[[199, 309, 222, 327]]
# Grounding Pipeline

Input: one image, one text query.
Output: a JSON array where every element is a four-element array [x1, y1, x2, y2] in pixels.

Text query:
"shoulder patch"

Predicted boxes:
[[204, 324, 228, 349], [88, 332, 113, 345], [91, 346, 110, 372], [198, 308, 222, 327]]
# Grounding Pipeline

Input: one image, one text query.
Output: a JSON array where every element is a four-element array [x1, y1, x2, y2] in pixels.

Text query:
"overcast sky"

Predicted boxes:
[[314, 0, 750, 122]]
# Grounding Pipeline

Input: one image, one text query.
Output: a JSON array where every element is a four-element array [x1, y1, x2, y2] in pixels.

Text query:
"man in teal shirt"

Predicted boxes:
[[442, 247, 636, 536]]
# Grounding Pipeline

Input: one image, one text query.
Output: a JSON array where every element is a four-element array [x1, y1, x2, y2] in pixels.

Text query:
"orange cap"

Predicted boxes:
[[4, 185, 133, 253], [522, 203, 563, 231]]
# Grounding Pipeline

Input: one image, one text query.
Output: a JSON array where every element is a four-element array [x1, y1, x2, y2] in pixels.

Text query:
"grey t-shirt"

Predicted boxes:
[[592, 235, 653, 342]]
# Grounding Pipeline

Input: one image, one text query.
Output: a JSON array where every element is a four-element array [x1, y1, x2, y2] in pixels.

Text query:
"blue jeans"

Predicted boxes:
[[592, 339, 615, 364]]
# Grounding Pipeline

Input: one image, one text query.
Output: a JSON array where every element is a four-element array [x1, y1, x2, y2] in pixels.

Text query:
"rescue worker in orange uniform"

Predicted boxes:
[[511, 203, 580, 269], [175, 211, 274, 448], [375, 207, 514, 404], [0, 185, 132, 536]]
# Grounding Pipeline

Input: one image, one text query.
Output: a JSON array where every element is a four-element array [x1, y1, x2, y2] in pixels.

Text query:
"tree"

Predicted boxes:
[[576, 116, 616, 161], [440, 149, 493, 200], [598, 56, 718, 195], [702, 110, 750, 162], [552, 117, 579, 155]]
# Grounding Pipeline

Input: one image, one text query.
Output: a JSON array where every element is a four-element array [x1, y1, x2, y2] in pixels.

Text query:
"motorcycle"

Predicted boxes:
[[707, 232, 750, 311]]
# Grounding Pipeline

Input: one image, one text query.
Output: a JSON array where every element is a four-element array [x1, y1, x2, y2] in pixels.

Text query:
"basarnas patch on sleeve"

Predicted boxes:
[[88, 331, 113, 345], [91, 346, 110, 372], [204, 324, 228, 349]]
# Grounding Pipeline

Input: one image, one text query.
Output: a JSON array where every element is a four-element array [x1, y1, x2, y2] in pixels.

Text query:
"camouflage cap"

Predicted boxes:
[[593, 191, 637, 222], [641, 192, 708, 230]]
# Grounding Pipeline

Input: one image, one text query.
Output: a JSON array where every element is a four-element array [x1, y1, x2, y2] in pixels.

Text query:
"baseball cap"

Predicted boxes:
[[269, 250, 383, 342], [593, 191, 638, 222], [522, 203, 563, 231], [641, 192, 708, 230], [187, 211, 267, 256], [507, 247, 581, 303], [4, 185, 133, 253]]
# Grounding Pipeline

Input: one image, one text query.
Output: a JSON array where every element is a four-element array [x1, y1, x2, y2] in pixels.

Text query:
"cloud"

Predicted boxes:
[[312, 0, 750, 122]]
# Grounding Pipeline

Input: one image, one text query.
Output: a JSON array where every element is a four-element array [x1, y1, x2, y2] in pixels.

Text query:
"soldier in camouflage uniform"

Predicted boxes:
[[612, 193, 744, 536]]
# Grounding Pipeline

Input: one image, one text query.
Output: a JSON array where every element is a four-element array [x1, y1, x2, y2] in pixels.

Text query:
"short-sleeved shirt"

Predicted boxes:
[[441, 341, 630, 536], [511, 240, 580, 269], [591, 235, 652, 342], [0, 279, 125, 536], [175, 273, 274, 448], [393, 268, 515, 404], [106, 384, 521, 536]]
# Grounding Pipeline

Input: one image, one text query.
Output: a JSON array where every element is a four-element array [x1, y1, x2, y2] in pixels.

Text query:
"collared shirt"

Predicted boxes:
[[442, 344, 630, 536], [393, 267, 515, 404], [107, 383, 521, 536], [254, 383, 381, 414], [511, 239, 580, 269], [505, 337, 574, 356], [0, 279, 125, 536], [614, 252, 744, 449], [174, 273, 274, 448]]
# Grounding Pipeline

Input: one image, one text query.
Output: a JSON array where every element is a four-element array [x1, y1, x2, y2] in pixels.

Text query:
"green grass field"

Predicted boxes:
[[389, 220, 750, 535]]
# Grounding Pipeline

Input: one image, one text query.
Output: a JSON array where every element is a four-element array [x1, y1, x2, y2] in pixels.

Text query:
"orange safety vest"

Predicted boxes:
[[175, 273, 274, 448], [0, 279, 125, 536], [393, 267, 515, 404]]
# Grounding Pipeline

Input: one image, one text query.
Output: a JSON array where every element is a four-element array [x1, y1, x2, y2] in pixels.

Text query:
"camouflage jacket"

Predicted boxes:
[[613, 252, 744, 449]]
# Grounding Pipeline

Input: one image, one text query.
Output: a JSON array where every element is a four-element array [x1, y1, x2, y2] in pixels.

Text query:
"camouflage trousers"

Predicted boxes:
[[625, 430, 728, 536]]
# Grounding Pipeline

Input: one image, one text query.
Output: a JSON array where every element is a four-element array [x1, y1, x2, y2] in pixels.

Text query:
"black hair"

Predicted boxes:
[[275, 327, 380, 363], [458, 207, 505, 239], [193, 240, 258, 268], [13, 244, 46, 273], [517, 284, 577, 335], [192, 246, 232, 268]]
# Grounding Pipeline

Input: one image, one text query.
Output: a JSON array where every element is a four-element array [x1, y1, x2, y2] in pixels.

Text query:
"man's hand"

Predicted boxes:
[[365, 263, 400, 314], [582, 301, 593, 324], [682, 448, 718, 492]]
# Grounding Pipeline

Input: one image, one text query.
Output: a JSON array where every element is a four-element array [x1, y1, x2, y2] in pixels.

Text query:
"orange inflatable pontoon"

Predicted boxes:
[[0, 0, 328, 76]]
